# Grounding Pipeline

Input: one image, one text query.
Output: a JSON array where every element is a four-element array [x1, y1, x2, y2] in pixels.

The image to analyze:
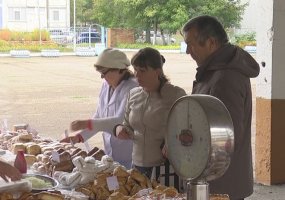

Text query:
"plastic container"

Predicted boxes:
[[14, 150, 27, 173]]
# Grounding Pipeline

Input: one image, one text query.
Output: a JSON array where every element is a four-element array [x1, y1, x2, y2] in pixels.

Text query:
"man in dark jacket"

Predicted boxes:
[[182, 15, 260, 200]]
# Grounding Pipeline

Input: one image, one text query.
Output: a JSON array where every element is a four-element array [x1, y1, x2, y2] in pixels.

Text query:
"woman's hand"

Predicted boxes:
[[0, 161, 22, 182], [70, 120, 88, 131], [161, 144, 168, 158], [115, 125, 131, 140], [60, 134, 82, 144]]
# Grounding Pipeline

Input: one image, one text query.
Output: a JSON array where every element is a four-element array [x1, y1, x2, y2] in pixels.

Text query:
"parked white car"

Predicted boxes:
[[49, 29, 67, 44], [137, 31, 176, 45]]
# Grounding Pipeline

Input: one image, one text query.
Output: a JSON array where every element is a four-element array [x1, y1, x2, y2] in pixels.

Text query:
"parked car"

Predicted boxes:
[[49, 29, 67, 44], [137, 31, 176, 45], [76, 32, 101, 44]]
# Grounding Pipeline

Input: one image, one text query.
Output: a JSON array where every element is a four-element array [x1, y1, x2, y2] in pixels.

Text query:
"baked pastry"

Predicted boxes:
[[12, 143, 26, 154], [71, 150, 88, 159], [26, 144, 41, 155], [70, 148, 81, 156], [116, 185, 129, 196], [95, 173, 112, 186], [92, 149, 105, 160], [18, 133, 33, 143], [96, 186, 111, 200], [87, 146, 99, 156], [24, 154, 37, 166], [75, 187, 95, 199], [108, 191, 129, 200], [36, 191, 64, 200], [130, 168, 146, 185], [59, 151, 71, 162], [155, 184, 167, 191], [113, 166, 129, 177], [163, 186, 178, 198], [53, 160, 74, 172], [130, 183, 142, 196]]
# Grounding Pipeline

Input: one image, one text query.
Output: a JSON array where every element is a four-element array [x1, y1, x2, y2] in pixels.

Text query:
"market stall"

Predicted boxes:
[[0, 95, 233, 200]]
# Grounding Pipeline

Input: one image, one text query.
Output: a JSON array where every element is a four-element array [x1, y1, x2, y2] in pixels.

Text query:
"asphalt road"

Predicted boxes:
[[0, 52, 284, 199]]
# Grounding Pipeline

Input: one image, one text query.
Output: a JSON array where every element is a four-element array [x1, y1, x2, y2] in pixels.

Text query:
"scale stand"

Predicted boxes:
[[186, 179, 209, 200], [166, 95, 234, 200]]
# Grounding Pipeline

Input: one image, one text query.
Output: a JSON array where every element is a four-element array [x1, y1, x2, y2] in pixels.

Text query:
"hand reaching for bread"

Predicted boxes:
[[70, 120, 88, 131]]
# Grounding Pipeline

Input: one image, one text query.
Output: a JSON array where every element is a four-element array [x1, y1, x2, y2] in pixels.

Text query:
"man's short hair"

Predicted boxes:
[[182, 15, 229, 45]]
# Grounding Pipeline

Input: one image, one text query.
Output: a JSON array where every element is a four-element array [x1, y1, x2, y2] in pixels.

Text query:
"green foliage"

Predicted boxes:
[[0, 40, 72, 53], [233, 32, 256, 48], [116, 43, 180, 50], [235, 32, 256, 43], [0, 29, 50, 41], [76, 0, 247, 45]]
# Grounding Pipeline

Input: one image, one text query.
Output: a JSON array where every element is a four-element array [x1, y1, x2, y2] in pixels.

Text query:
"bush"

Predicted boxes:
[[234, 32, 256, 48], [0, 29, 12, 41], [116, 43, 180, 50], [0, 40, 73, 53], [0, 29, 51, 42]]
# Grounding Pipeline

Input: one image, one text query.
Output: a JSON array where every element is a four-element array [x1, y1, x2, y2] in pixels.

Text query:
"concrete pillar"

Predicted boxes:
[[255, 0, 285, 185]]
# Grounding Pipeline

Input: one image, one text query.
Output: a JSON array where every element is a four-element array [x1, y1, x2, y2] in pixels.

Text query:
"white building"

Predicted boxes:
[[0, 0, 70, 31], [236, 0, 258, 34]]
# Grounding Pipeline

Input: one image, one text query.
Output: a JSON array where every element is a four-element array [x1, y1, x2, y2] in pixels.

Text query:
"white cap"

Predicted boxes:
[[94, 48, 130, 69]]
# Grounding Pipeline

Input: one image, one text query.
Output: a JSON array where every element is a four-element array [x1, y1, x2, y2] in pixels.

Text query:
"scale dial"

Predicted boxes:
[[166, 96, 211, 180]]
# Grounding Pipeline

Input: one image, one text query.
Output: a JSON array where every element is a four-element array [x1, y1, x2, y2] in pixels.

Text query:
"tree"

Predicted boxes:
[[76, 0, 247, 45]]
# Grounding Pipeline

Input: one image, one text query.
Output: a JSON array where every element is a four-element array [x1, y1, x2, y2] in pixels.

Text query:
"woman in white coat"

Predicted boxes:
[[61, 48, 138, 169]]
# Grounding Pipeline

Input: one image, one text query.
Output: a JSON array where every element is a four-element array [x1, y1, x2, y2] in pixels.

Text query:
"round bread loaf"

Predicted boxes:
[[27, 144, 41, 155]]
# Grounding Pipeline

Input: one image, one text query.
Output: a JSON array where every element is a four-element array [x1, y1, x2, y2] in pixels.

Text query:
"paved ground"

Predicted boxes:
[[0, 52, 284, 199]]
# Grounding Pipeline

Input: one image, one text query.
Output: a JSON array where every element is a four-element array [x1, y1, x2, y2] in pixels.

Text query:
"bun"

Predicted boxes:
[[12, 143, 26, 154], [36, 191, 64, 200], [24, 154, 37, 166], [26, 144, 41, 155], [59, 151, 71, 162], [113, 166, 129, 177], [130, 168, 146, 184], [163, 187, 178, 198]]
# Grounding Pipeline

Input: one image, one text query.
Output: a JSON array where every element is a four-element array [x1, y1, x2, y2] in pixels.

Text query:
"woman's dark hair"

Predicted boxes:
[[95, 66, 134, 81], [131, 47, 169, 84], [182, 15, 228, 46], [119, 69, 134, 80]]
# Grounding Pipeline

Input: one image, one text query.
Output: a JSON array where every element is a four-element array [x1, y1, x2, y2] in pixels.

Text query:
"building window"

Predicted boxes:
[[8, 8, 26, 21], [14, 10, 20, 21], [53, 11, 59, 21]]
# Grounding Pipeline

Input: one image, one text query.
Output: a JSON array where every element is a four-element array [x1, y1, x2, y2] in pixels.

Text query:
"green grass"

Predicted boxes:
[[0, 40, 73, 53], [116, 43, 180, 50]]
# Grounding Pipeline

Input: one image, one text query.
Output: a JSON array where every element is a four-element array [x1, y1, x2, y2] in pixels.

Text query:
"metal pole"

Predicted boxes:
[[46, 0, 49, 29], [73, 0, 76, 51], [38, 0, 42, 45]]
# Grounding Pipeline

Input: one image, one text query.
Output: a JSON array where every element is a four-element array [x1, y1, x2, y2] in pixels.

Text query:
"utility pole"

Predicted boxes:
[[73, 0, 76, 51], [46, 0, 49, 29]]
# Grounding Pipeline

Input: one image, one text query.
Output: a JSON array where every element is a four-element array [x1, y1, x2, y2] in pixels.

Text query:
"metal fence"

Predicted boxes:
[[46, 25, 106, 50]]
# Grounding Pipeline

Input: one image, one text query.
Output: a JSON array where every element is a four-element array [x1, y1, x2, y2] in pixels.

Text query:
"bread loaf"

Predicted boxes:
[[71, 150, 87, 159], [87, 146, 99, 156], [92, 149, 105, 160], [36, 191, 64, 200], [24, 154, 37, 166], [53, 160, 74, 172], [12, 143, 26, 154], [26, 144, 41, 155]]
